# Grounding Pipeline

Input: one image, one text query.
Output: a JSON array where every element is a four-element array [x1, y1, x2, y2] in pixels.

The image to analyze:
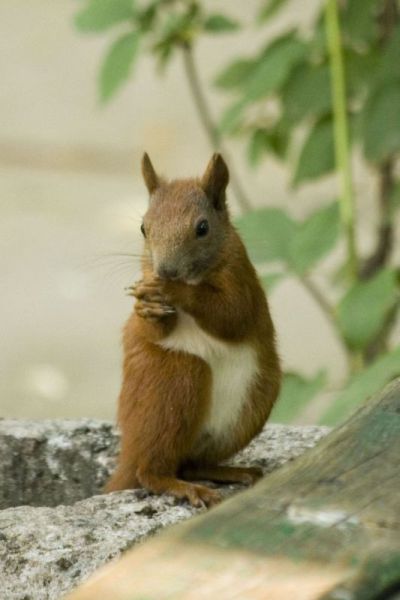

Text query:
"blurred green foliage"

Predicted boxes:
[[74, 0, 400, 425]]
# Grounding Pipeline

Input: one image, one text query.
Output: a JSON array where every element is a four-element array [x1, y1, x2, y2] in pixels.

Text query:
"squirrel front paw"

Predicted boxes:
[[134, 299, 176, 321], [126, 279, 177, 322], [126, 279, 164, 303]]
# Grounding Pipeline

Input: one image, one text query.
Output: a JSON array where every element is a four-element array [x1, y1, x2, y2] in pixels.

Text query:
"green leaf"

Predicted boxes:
[[247, 129, 271, 166], [342, 0, 380, 47], [321, 345, 400, 425], [243, 33, 306, 103], [380, 25, 400, 82], [350, 25, 400, 99], [247, 123, 289, 164], [75, 0, 134, 32], [389, 183, 400, 215], [308, 15, 326, 59], [247, 121, 289, 166], [282, 63, 331, 125], [235, 208, 297, 264], [135, 2, 158, 33], [218, 33, 306, 133], [214, 59, 256, 90], [272, 370, 327, 423], [99, 31, 140, 103], [337, 269, 398, 351], [257, 0, 289, 22], [331, 258, 357, 287], [204, 14, 239, 33], [260, 272, 286, 291], [345, 48, 379, 99], [362, 81, 400, 163], [219, 99, 247, 134], [293, 119, 335, 185], [267, 120, 290, 159], [153, 4, 200, 67], [289, 203, 340, 274]]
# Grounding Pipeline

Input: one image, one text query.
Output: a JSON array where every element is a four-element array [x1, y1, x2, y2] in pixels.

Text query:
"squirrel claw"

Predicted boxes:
[[186, 485, 222, 509], [126, 280, 166, 302], [135, 299, 176, 321]]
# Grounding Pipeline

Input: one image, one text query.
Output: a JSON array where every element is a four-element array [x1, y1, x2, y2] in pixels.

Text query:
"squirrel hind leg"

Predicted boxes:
[[181, 464, 263, 486], [104, 466, 139, 493], [137, 469, 221, 508]]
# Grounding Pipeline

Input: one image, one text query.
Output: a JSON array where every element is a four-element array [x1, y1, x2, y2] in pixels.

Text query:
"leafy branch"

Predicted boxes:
[[181, 44, 252, 212], [324, 0, 358, 280], [74, 0, 252, 211], [73, 0, 400, 425]]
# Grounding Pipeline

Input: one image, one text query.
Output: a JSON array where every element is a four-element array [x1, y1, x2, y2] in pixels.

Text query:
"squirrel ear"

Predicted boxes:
[[141, 152, 159, 194], [201, 153, 229, 210]]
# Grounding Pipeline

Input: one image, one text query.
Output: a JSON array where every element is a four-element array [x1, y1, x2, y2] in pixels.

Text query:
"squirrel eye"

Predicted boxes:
[[196, 219, 209, 238], [140, 223, 146, 238]]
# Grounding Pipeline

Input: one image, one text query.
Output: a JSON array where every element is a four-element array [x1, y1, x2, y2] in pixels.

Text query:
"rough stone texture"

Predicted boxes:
[[0, 419, 118, 509], [0, 420, 329, 600]]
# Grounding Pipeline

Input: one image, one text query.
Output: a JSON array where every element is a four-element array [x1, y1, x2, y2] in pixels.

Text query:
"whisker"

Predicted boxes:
[[108, 252, 143, 258], [93, 263, 140, 290], [80, 253, 142, 270]]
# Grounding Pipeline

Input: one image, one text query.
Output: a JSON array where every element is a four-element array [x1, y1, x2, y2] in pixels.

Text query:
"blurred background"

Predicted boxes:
[[1, 0, 399, 424]]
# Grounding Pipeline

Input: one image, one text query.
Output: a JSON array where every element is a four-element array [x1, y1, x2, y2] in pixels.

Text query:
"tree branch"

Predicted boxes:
[[181, 43, 252, 213], [359, 158, 395, 280], [359, 0, 399, 280], [359, 0, 399, 360], [324, 0, 358, 280]]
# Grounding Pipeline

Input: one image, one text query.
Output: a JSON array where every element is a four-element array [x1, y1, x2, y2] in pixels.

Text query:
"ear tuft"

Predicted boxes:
[[141, 152, 159, 194], [201, 153, 229, 209]]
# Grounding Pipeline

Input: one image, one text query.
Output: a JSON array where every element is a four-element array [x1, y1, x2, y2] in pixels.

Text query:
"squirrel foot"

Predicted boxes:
[[137, 471, 222, 509], [181, 465, 263, 486], [183, 483, 222, 509]]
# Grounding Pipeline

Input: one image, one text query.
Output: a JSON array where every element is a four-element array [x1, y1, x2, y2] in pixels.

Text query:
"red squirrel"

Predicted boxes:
[[105, 153, 281, 507]]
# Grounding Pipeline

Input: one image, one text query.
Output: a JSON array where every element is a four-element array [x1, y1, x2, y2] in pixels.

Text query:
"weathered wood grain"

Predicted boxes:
[[67, 379, 400, 600]]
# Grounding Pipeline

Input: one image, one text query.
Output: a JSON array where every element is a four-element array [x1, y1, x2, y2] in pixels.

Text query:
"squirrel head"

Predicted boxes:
[[140, 153, 231, 284]]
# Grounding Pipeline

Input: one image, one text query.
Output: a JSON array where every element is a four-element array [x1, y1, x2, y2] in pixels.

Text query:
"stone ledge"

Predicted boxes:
[[0, 419, 329, 600], [0, 419, 117, 509]]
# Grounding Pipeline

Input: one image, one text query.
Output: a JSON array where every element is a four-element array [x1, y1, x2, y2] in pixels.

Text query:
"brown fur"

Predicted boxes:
[[105, 153, 281, 507]]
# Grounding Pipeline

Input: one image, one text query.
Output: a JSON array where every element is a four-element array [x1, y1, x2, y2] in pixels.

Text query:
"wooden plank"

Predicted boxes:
[[67, 379, 400, 600]]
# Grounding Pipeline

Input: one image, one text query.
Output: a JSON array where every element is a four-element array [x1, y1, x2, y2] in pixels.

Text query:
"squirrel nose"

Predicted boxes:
[[158, 265, 179, 280]]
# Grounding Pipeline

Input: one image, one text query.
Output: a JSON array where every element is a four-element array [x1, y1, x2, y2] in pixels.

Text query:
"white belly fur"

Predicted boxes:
[[158, 310, 258, 439]]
